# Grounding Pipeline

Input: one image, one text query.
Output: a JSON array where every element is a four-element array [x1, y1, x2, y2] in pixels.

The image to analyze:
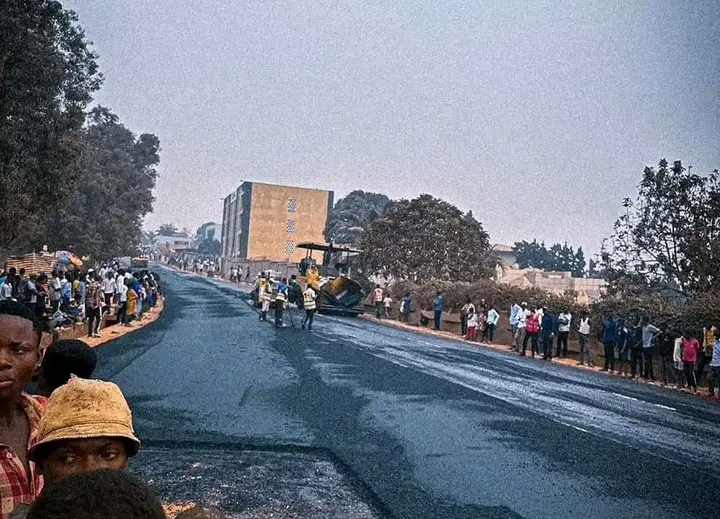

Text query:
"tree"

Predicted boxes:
[[359, 195, 493, 282], [324, 191, 394, 244], [513, 240, 586, 277], [33, 107, 161, 260], [601, 159, 720, 296], [0, 0, 102, 250], [196, 239, 221, 256], [157, 223, 178, 237]]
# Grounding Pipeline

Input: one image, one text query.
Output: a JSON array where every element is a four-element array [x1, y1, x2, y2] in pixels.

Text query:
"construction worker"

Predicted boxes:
[[372, 284, 384, 319], [259, 278, 272, 321], [254, 273, 267, 308], [274, 278, 289, 328], [301, 285, 317, 330]]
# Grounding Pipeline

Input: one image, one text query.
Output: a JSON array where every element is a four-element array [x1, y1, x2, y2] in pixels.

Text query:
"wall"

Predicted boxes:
[[246, 183, 332, 262]]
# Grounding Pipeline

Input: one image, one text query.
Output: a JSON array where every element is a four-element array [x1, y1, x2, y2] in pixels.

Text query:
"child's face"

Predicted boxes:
[[38, 437, 130, 486]]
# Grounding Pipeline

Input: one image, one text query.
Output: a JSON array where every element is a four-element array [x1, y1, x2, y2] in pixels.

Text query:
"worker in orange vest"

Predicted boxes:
[[372, 284, 384, 319]]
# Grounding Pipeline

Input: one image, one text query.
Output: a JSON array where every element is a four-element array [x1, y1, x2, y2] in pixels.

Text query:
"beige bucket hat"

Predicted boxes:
[[28, 377, 140, 461]]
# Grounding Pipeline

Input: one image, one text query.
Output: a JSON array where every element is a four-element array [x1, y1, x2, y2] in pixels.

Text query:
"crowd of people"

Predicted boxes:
[[0, 264, 161, 339]]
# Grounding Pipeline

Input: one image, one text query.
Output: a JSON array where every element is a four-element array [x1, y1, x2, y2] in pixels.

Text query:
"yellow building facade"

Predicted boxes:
[[221, 181, 333, 262]]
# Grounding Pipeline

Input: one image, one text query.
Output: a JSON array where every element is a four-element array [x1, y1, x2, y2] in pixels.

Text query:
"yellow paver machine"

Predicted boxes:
[[296, 242, 365, 316]]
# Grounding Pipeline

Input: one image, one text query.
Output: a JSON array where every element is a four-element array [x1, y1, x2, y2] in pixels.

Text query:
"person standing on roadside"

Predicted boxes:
[[484, 304, 499, 342], [523, 308, 540, 357], [401, 293, 412, 323], [707, 330, 720, 399], [658, 326, 677, 387], [681, 334, 701, 392], [540, 307, 555, 361], [629, 320, 644, 378], [383, 294, 393, 319], [372, 285, 383, 319], [696, 325, 716, 387], [48, 271, 62, 314], [641, 316, 661, 381], [101, 272, 115, 313], [460, 298, 472, 338], [465, 306, 478, 341], [86, 275, 103, 338], [556, 309, 572, 358], [600, 315, 617, 373], [577, 311, 592, 366], [509, 300, 521, 351], [301, 285, 317, 330], [616, 319, 630, 376], [432, 292, 444, 331], [515, 302, 527, 353]]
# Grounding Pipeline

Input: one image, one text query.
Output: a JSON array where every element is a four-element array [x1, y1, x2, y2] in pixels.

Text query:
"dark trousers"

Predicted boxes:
[[275, 304, 284, 327], [460, 315, 467, 337], [117, 302, 127, 324], [695, 352, 709, 385], [301, 309, 315, 329], [684, 361, 697, 389], [630, 348, 643, 377], [556, 332, 569, 357], [483, 323, 495, 342], [660, 356, 676, 385], [603, 341, 615, 371], [87, 307, 101, 335], [541, 332, 553, 359], [523, 332, 539, 356], [434, 310, 441, 331], [642, 348, 655, 380]]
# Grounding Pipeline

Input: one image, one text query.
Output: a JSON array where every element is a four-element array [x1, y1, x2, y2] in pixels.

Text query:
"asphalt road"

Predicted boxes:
[[94, 268, 720, 519]]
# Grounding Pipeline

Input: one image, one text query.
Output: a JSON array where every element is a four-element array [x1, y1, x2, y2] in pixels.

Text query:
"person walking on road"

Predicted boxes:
[[301, 285, 317, 330], [577, 311, 592, 366], [274, 278, 289, 328], [372, 285, 383, 319], [432, 292, 444, 331], [600, 316, 617, 373], [540, 307, 555, 361], [383, 294, 393, 319], [260, 278, 272, 322]]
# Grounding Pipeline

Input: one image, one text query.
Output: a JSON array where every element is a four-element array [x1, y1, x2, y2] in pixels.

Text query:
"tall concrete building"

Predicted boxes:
[[221, 181, 334, 262]]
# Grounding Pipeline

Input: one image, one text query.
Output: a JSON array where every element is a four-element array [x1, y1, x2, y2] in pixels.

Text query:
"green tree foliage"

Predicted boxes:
[[0, 0, 102, 248], [34, 107, 160, 260], [324, 190, 393, 244], [513, 240, 586, 277], [601, 159, 720, 296], [359, 195, 493, 282], [196, 239, 221, 256], [156, 223, 178, 236]]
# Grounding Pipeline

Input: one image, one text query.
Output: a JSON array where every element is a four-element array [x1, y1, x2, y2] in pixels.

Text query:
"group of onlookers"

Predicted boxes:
[[0, 300, 210, 519], [0, 265, 160, 339]]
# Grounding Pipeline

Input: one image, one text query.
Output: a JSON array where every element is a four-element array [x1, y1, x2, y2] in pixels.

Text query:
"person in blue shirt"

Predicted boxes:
[[432, 292, 444, 331], [601, 316, 618, 373], [540, 307, 555, 360], [274, 278, 289, 328]]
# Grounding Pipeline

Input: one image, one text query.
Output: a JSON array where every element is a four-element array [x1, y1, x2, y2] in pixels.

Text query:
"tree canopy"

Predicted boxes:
[[0, 0, 102, 249], [600, 159, 720, 296], [513, 240, 586, 277], [324, 190, 394, 244], [359, 195, 493, 282]]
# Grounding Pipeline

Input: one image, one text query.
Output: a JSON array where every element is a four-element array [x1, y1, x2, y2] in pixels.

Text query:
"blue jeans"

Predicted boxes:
[[434, 310, 442, 330]]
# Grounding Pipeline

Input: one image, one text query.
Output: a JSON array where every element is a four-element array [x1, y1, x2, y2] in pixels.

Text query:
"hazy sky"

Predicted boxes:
[[65, 0, 719, 255]]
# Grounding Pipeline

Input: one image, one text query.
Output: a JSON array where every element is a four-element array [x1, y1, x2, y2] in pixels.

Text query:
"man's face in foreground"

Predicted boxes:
[[37, 437, 130, 486], [0, 315, 40, 402]]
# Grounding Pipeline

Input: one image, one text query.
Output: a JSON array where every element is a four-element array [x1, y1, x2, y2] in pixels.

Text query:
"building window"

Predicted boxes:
[[286, 219, 296, 233], [285, 240, 295, 255], [288, 198, 297, 213]]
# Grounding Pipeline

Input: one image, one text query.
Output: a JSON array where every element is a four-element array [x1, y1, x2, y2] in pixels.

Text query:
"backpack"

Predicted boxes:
[[526, 314, 540, 333]]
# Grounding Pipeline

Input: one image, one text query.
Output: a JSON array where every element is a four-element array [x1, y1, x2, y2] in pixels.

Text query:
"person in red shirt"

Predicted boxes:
[[681, 335, 701, 392], [0, 301, 46, 519]]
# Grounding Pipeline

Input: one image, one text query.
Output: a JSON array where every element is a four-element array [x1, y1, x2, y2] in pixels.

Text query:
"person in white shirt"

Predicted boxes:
[[514, 302, 528, 352], [383, 295, 393, 319], [0, 277, 12, 300], [466, 308, 479, 341], [101, 272, 116, 310], [116, 279, 129, 324], [556, 310, 572, 357]]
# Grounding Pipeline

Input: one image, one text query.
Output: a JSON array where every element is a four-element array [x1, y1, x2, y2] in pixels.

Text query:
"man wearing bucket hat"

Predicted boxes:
[[9, 377, 140, 519]]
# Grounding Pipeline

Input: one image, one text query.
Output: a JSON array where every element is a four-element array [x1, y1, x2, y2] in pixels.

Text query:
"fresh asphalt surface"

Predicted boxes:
[[94, 268, 720, 519]]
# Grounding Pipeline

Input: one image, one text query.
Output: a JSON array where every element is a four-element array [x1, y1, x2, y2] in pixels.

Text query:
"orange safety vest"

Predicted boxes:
[[372, 288, 383, 302]]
